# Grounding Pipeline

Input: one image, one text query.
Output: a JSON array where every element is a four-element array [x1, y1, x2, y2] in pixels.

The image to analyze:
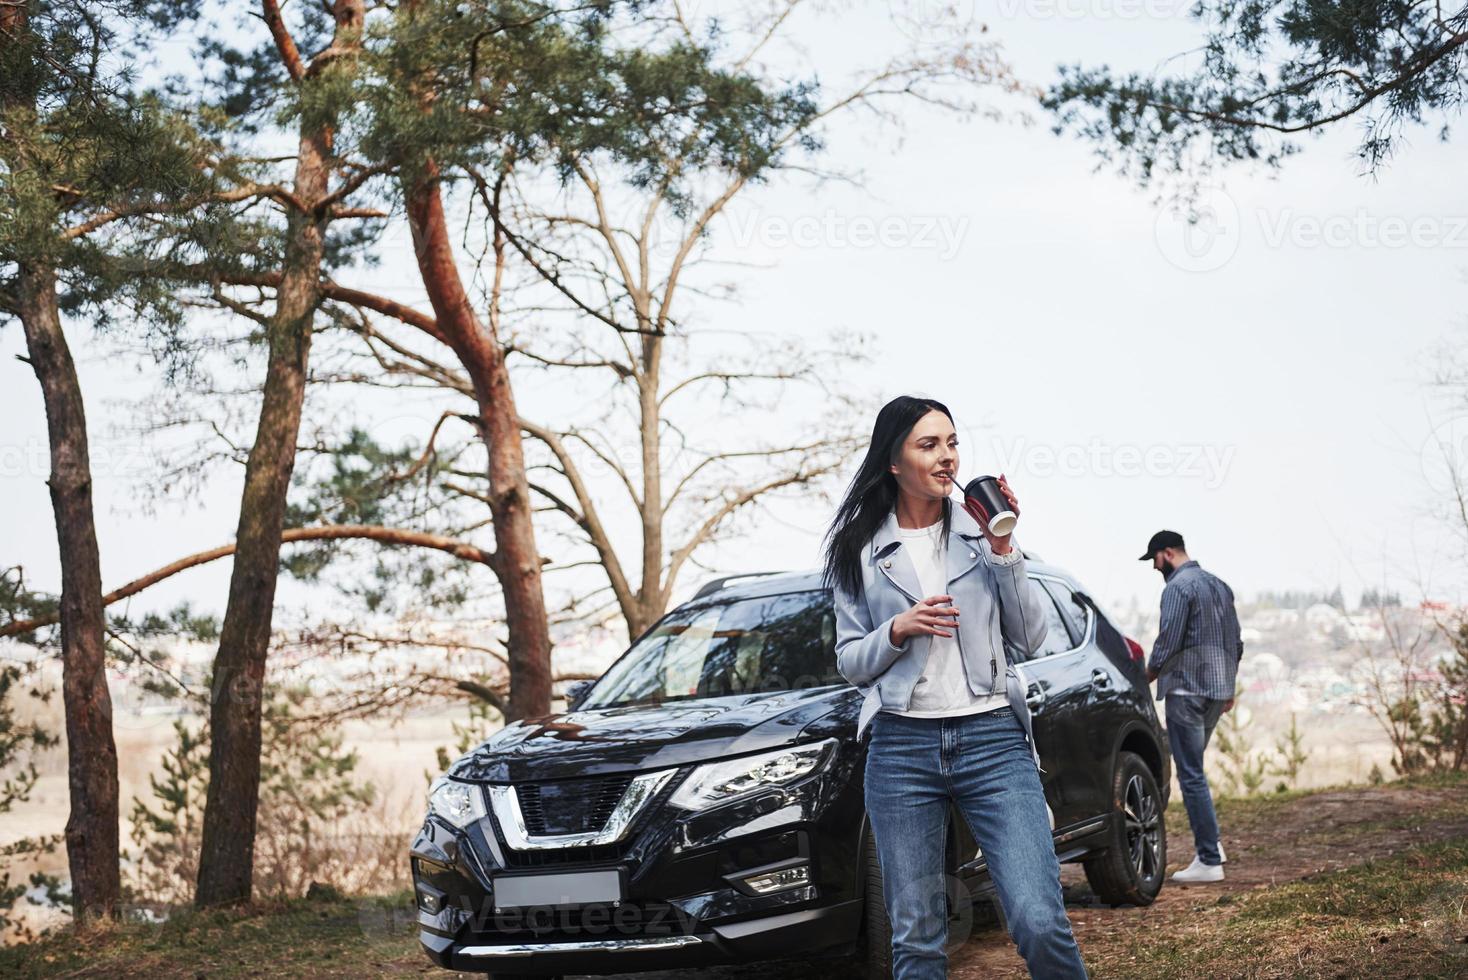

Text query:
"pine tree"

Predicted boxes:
[[128, 684, 373, 906], [1268, 712, 1311, 793], [1, 0, 235, 922], [1423, 620, 1468, 772], [1212, 686, 1267, 797], [0, 660, 61, 939], [1044, 1, 1468, 181], [194, 0, 376, 911]]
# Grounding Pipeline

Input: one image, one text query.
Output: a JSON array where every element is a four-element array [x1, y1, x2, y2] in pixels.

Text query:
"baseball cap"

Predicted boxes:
[[1138, 530, 1185, 561]]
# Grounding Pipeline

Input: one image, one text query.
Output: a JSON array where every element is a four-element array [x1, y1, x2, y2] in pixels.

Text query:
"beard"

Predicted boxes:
[[1160, 559, 1175, 577]]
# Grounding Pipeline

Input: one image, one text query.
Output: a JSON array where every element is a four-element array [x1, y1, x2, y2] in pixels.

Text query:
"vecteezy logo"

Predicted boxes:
[[356, 893, 419, 938], [1153, 186, 1240, 273], [886, 870, 978, 952], [1423, 878, 1468, 957]]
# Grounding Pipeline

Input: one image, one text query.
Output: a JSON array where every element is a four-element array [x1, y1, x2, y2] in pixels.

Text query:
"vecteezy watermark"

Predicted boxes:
[[1258, 209, 1468, 250], [886, 870, 979, 952], [991, 0, 1194, 18], [891, 0, 1195, 31], [468, 900, 701, 937], [0, 438, 154, 481], [1423, 878, 1468, 958], [356, 893, 420, 939], [1156, 188, 1468, 272], [382, 892, 705, 940], [989, 437, 1236, 489], [718, 208, 971, 260]]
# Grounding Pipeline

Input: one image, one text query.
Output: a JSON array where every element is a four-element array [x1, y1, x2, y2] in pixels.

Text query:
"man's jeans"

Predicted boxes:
[[864, 706, 1088, 980], [1164, 693, 1228, 866]]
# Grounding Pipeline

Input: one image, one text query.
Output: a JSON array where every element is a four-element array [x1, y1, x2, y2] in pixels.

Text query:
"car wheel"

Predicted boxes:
[[1082, 750, 1166, 907], [853, 824, 894, 979]]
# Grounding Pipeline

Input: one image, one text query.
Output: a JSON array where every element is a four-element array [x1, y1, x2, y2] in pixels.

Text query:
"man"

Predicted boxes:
[[1139, 530, 1243, 884]]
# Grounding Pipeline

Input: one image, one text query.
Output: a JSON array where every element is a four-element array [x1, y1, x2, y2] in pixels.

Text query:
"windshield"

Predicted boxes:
[[578, 590, 845, 709]]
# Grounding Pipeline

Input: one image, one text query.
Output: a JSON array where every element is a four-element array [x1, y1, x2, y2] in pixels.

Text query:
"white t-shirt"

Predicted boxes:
[[883, 517, 1009, 718]]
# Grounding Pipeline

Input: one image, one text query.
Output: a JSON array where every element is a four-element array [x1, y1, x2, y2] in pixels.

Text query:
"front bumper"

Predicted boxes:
[[412, 746, 868, 974], [419, 898, 862, 973]]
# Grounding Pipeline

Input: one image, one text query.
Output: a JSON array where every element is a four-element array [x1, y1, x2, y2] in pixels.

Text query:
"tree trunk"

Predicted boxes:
[[404, 162, 553, 722], [193, 191, 321, 905], [16, 263, 122, 923], [4, 0, 121, 925], [195, 0, 364, 907]]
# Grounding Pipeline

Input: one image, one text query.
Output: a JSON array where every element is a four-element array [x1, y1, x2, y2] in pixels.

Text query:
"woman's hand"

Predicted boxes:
[[890, 594, 960, 645], [963, 472, 1020, 555]]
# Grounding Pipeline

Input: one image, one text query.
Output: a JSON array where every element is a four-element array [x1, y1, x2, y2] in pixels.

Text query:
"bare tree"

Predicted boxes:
[[339, 0, 1019, 639], [22, 1, 1022, 756], [1353, 593, 1443, 775]]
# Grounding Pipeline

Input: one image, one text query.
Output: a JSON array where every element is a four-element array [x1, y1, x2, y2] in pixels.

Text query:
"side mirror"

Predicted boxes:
[[564, 678, 595, 710]]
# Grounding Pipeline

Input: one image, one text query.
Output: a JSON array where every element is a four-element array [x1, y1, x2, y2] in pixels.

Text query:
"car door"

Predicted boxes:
[[1038, 578, 1113, 820], [1013, 575, 1094, 830]]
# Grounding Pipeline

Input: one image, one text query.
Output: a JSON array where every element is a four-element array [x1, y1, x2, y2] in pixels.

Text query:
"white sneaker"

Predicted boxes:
[[1171, 856, 1224, 884]]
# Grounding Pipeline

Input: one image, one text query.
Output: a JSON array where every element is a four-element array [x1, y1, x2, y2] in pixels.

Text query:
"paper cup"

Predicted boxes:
[[962, 475, 1017, 537]]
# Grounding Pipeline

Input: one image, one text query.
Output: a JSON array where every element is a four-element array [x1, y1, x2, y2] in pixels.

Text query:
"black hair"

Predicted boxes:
[[821, 396, 954, 599]]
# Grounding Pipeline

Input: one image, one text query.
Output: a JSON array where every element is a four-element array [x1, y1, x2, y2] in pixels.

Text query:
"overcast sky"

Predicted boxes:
[[4, 1, 1466, 637]]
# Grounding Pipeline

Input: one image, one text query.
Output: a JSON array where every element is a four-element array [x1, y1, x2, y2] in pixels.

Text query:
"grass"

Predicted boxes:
[[5, 773, 1468, 979], [1089, 838, 1468, 979], [0, 890, 427, 979], [1164, 769, 1468, 838]]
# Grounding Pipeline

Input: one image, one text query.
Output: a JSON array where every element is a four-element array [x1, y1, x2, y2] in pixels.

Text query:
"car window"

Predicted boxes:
[[659, 607, 719, 696], [1022, 578, 1078, 660], [578, 590, 846, 709], [1040, 579, 1088, 647]]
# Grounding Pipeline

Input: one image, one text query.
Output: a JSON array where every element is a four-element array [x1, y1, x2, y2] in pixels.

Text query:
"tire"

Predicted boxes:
[[854, 824, 894, 980], [1082, 750, 1166, 907]]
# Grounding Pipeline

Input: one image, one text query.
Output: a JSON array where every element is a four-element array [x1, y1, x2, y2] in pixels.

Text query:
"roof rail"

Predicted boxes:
[[691, 570, 790, 600]]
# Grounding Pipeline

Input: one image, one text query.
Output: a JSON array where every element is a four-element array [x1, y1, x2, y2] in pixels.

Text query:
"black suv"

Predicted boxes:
[[412, 559, 1171, 978]]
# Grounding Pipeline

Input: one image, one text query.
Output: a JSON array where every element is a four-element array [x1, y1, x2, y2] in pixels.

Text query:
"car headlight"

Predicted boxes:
[[669, 739, 836, 811], [427, 776, 488, 828]]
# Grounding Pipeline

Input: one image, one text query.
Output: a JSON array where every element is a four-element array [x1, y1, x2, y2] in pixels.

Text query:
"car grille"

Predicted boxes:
[[487, 768, 686, 868], [517, 774, 634, 835]]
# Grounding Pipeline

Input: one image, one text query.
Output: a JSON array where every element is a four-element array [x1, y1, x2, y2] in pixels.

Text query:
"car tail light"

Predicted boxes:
[[1125, 636, 1145, 661]]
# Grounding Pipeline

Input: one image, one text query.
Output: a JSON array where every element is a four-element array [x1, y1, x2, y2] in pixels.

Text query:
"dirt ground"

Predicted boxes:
[[949, 782, 1468, 978], [9, 779, 1467, 979], [580, 780, 1468, 980]]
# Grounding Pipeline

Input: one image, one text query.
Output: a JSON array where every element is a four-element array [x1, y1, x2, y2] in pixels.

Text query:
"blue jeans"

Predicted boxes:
[[1164, 693, 1228, 866], [864, 706, 1088, 980]]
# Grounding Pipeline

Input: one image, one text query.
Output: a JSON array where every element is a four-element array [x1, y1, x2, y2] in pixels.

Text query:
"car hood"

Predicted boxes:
[[447, 685, 859, 782]]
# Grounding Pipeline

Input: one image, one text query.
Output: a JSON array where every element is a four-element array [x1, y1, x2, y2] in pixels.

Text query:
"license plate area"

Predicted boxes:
[[491, 867, 625, 910]]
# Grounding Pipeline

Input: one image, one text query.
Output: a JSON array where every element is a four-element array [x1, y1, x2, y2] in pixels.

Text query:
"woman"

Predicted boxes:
[[821, 395, 1088, 980]]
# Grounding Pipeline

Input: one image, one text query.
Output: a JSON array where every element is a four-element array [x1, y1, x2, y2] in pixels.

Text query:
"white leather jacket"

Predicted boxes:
[[832, 502, 1049, 769]]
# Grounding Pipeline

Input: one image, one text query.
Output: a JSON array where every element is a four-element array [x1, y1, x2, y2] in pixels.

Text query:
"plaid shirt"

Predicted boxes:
[[1148, 560, 1244, 701]]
